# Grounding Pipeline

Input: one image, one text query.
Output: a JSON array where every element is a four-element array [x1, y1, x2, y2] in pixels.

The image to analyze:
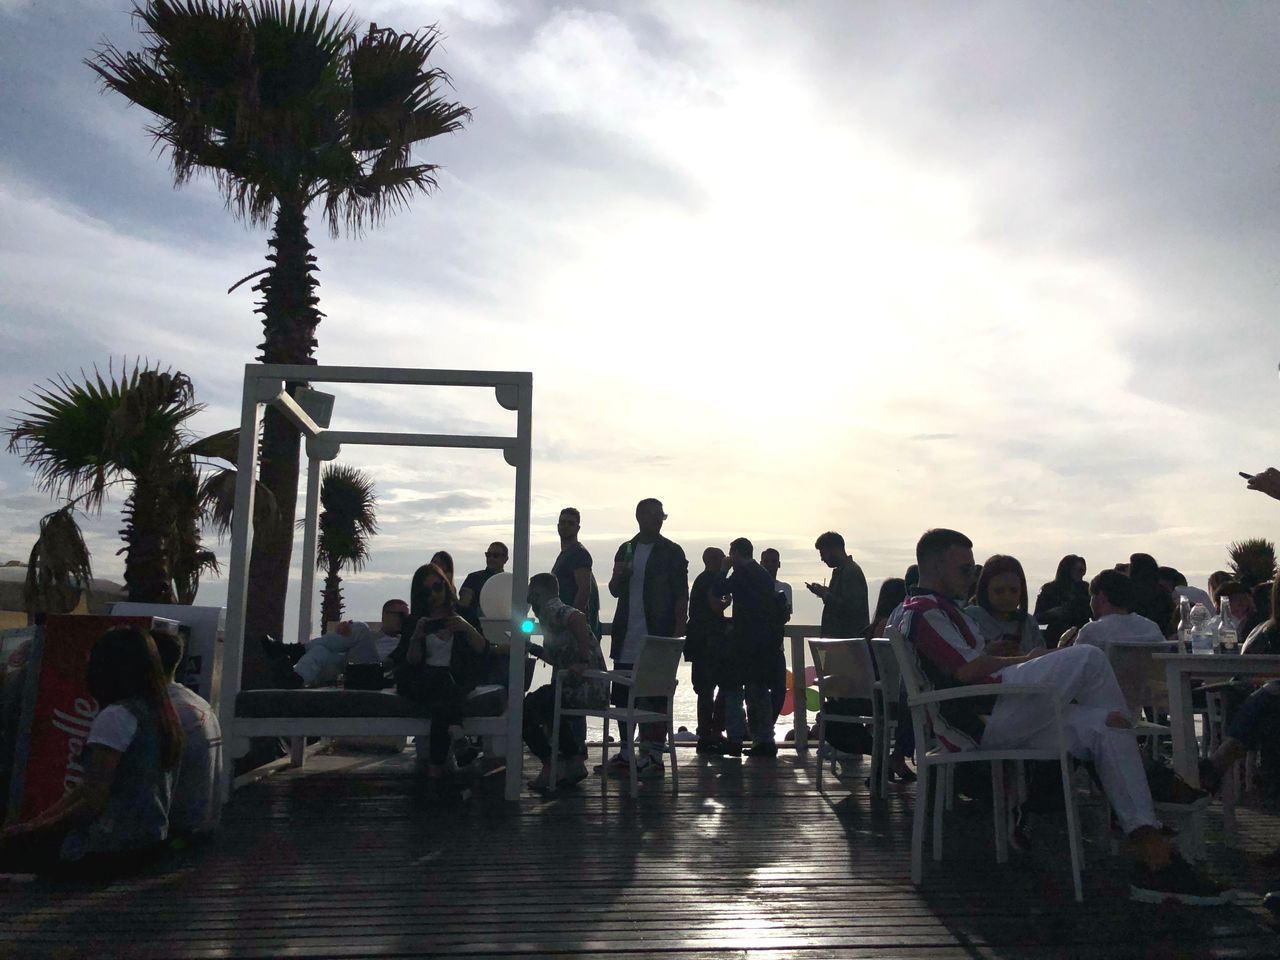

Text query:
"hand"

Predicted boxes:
[[1247, 467, 1280, 502], [985, 638, 1020, 657], [445, 615, 470, 632], [806, 582, 829, 599], [406, 639, 423, 666]]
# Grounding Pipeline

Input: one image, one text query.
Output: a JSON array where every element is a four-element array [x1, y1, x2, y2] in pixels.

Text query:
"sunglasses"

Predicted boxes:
[[485, 551, 506, 559], [427, 581, 447, 594]]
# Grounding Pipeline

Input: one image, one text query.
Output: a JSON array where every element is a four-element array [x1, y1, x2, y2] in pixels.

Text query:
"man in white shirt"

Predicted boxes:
[[1064, 570, 1167, 648], [604, 498, 689, 780], [154, 632, 223, 838], [271, 598, 409, 687]]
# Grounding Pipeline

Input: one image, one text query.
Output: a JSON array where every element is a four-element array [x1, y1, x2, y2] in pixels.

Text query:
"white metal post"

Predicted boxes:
[[504, 379, 532, 801], [298, 457, 321, 642], [217, 368, 267, 801]]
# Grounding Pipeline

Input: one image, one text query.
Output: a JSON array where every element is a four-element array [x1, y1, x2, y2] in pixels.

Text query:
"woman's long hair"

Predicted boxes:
[[429, 551, 455, 586], [871, 578, 907, 633], [407, 562, 458, 623], [976, 555, 1030, 620], [86, 626, 183, 769], [1053, 554, 1084, 587]]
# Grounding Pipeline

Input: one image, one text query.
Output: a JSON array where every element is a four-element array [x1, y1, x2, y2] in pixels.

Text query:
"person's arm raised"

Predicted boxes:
[[1246, 467, 1280, 502]]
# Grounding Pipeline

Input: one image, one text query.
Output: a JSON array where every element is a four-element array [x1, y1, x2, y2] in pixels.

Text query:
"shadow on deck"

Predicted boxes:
[[4, 746, 1280, 958]]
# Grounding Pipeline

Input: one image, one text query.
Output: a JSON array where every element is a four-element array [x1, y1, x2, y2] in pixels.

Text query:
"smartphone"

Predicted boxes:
[[1240, 471, 1255, 480]]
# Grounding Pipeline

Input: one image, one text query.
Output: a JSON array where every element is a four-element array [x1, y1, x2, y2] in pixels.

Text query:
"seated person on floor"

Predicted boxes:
[[902, 528, 1224, 905], [522, 573, 608, 791], [0, 626, 183, 877], [964, 555, 1046, 656], [390, 562, 489, 780], [265, 598, 409, 688], [154, 631, 222, 841], [1060, 569, 1167, 648]]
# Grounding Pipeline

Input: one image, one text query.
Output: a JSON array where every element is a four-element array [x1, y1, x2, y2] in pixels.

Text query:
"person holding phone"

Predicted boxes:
[[807, 531, 869, 638]]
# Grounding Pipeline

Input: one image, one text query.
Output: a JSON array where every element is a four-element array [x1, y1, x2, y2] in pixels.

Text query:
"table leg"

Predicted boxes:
[[1166, 663, 1198, 787]]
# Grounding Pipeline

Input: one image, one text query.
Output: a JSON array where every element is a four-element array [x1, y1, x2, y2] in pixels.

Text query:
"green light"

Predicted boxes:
[[521, 619, 535, 634]]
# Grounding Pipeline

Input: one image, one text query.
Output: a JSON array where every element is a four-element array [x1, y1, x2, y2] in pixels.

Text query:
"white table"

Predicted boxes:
[[1156, 653, 1280, 787]]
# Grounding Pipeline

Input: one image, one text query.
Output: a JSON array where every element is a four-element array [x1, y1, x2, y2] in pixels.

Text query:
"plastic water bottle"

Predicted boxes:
[[1189, 603, 1215, 654], [1218, 597, 1239, 654], [1177, 596, 1194, 652]]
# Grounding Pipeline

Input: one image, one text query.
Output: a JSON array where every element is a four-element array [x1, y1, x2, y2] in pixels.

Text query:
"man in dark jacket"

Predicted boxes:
[[603, 497, 689, 779], [715, 537, 786, 756], [687, 547, 729, 753], [807, 531, 870, 638]]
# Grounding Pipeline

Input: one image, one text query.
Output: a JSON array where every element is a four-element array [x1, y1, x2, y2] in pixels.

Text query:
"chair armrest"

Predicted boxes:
[[908, 683, 1061, 708], [581, 669, 632, 684]]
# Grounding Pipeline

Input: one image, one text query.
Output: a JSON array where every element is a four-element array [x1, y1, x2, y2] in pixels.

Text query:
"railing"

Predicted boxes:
[[598, 622, 820, 751]]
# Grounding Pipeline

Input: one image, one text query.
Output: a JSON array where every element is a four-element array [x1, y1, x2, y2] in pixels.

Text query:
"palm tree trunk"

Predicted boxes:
[[321, 558, 343, 630], [121, 478, 176, 604], [242, 196, 323, 686]]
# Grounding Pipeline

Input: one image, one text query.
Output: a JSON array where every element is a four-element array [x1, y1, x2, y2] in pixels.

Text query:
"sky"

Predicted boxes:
[[2, 0, 1279, 637]]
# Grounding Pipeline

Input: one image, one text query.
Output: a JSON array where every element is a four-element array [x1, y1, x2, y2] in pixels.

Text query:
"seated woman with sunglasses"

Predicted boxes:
[[390, 562, 489, 781]]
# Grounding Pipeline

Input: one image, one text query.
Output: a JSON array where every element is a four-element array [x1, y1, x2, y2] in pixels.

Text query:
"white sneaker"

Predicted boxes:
[[634, 753, 665, 780]]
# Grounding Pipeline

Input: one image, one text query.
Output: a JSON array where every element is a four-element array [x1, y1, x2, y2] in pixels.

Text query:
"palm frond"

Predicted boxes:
[[198, 465, 278, 537], [6, 359, 197, 510]]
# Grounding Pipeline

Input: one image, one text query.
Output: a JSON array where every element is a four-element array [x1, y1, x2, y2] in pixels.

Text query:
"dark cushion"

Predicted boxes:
[[235, 685, 509, 720]]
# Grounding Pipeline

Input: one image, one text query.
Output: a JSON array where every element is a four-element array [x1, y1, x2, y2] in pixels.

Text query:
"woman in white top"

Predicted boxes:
[[0, 626, 183, 876], [390, 561, 488, 780], [964, 555, 1046, 655]]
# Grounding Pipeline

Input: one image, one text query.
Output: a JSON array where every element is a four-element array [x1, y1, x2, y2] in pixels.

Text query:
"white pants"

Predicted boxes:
[[294, 625, 385, 686], [981, 644, 1158, 834]]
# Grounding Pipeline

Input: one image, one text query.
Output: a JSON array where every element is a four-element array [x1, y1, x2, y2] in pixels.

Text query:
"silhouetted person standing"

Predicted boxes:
[[715, 538, 786, 756], [807, 531, 869, 638], [605, 498, 689, 780], [552, 507, 601, 636], [687, 547, 729, 752], [761, 547, 792, 722]]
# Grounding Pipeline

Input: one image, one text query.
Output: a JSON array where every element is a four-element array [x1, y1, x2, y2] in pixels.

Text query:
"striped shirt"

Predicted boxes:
[[901, 589, 1000, 749]]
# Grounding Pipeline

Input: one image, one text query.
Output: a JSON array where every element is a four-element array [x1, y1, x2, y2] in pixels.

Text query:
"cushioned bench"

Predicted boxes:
[[227, 684, 511, 763]]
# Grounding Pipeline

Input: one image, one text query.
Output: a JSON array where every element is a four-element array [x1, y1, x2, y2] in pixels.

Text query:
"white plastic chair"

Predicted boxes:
[[887, 627, 1085, 902], [1101, 639, 1178, 746], [869, 637, 903, 796], [549, 635, 684, 799], [808, 638, 880, 795]]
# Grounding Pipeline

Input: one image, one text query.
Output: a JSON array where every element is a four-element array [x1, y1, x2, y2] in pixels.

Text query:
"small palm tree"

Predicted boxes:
[[24, 506, 94, 617], [87, 2, 471, 647], [6, 362, 213, 604], [316, 464, 377, 626], [1228, 538, 1277, 590]]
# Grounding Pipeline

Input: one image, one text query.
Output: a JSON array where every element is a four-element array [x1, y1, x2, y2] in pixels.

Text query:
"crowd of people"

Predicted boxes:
[[9, 471, 1280, 912]]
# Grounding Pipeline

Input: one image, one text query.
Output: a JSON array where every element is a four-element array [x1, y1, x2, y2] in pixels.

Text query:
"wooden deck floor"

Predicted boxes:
[[4, 746, 1280, 959]]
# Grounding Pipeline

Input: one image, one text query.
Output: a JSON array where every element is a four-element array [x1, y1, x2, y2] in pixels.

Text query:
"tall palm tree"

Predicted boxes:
[[86, 2, 471, 662], [316, 464, 377, 626], [6, 362, 215, 604]]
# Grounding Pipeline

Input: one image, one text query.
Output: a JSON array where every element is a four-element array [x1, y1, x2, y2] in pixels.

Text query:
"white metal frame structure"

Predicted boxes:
[[217, 364, 532, 801]]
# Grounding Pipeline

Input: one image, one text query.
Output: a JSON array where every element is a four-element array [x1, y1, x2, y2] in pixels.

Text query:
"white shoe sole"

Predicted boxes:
[[1129, 884, 1229, 906]]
